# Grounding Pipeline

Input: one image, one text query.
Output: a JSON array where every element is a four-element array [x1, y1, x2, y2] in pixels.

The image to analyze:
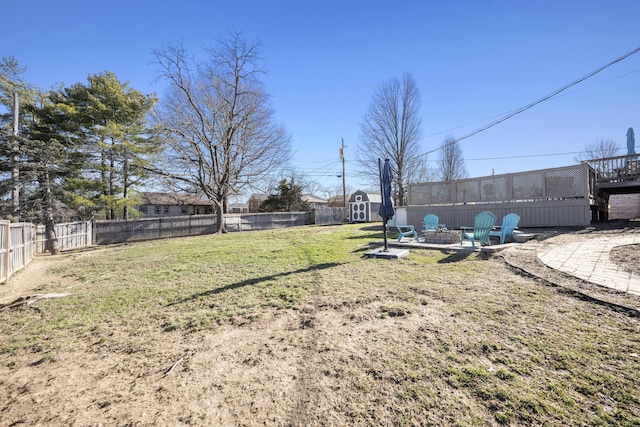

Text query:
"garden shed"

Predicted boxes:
[[349, 190, 382, 222]]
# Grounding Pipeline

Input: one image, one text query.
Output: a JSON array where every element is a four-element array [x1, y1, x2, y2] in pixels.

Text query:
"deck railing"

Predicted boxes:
[[582, 154, 640, 183]]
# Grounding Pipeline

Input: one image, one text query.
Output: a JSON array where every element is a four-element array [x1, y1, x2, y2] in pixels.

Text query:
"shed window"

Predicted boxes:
[[181, 206, 188, 214], [154, 206, 160, 214], [140, 206, 148, 214], [163, 206, 170, 214]]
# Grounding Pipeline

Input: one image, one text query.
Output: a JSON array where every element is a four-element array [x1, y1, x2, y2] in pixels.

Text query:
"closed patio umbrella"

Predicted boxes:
[[627, 127, 635, 155], [378, 158, 395, 251]]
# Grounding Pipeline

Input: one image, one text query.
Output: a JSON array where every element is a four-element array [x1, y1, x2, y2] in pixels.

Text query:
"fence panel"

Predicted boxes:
[[93, 213, 307, 245], [36, 221, 93, 254], [410, 163, 593, 206], [311, 208, 346, 225], [238, 213, 309, 230], [0, 223, 36, 282], [94, 217, 161, 245]]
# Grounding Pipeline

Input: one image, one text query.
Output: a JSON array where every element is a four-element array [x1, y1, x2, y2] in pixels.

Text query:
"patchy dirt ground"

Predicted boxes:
[[502, 223, 640, 314], [1, 225, 640, 425], [611, 244, 640, 276]]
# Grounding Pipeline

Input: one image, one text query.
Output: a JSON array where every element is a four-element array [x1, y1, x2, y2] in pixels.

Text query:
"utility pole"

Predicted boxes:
[[340, 139, 346, 209], [11, 92, 19, 220]]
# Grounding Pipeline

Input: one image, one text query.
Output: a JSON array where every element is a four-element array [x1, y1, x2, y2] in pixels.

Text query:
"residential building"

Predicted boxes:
[[137, 192, 213, 217], [302, 194, 328, 209], [247, 194, 268, 213], [327, 194, 351, 208], [228, 203, 249, 213]]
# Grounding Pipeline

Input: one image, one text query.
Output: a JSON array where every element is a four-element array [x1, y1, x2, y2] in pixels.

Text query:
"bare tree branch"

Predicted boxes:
[[438, 135, 468, 181], [152, 32, 291, 233], [355, 73, 427, 206]]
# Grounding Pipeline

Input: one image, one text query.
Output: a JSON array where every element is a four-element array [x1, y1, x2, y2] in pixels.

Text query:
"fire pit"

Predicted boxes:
[[422, 229, 460, 244]]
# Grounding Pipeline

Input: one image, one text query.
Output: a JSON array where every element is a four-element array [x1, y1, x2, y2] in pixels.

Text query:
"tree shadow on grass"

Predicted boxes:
[[437, 250, 474, 263], [345, 232, 385, 240], [167, 262, 341, 306]]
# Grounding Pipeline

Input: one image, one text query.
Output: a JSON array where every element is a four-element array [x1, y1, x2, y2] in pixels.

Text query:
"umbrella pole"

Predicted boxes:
[[383, 218, 389, 251], [378, 158, 389, 252]]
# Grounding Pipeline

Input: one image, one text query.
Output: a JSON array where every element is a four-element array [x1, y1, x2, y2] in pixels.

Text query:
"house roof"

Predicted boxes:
[[327, 194, 351, 203], [248, 194, 268, 202], [142, 192, 212, 206], [302, 194, 328, 204]]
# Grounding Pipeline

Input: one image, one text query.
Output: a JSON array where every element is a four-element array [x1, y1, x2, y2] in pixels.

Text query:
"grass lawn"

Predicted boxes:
[[1, 223, 639, 426]]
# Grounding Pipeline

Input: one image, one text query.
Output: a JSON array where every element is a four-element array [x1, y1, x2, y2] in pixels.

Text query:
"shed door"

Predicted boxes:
[[350, 201, 370, 222]]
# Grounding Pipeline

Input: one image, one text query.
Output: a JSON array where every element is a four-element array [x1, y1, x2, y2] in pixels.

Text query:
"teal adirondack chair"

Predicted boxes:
[[489, 213, 520, 244], [423, 214, 445, 231], [392, 217, 419, 242], [460, 211, 497, 248]]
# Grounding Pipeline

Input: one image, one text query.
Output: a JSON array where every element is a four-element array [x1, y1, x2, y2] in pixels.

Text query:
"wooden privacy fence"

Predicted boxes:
[[309, 208, 347, 226], [94, 212, 311, 245], [406, 163, 597, 229], [409, 163, 596, 206], [0, 221, 36, 283], [35, 221, 93, 253], [94, 215, 217, 245]]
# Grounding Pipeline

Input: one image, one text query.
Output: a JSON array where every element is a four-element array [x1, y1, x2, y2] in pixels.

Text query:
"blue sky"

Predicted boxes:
[[3, 0, 640, 197]]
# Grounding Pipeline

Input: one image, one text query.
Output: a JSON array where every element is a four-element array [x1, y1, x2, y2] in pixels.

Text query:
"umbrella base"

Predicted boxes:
[[365, 247, 410, 259]]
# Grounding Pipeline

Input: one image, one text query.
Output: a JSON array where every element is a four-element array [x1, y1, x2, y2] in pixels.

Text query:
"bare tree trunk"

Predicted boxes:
[[215, 202, 225, 234], [123, 153, 129, 220], [40, 170, 60, 255], [355, 73, 425, 200], [101, 142, 109, 219], [11, 92, 20, 220], [109, 140, 115, 220]]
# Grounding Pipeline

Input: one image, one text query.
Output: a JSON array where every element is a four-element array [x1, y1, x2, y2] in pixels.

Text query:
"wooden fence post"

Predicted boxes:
[[4, 221, 10, 281], [22, 224, 27, 268]]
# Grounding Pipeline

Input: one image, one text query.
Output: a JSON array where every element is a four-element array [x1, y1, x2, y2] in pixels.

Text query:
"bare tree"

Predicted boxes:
[[355, 73, 426, 206], [438, 135, 468, 181], [152, 32, 292, 233], [574, 138, 619, 162]]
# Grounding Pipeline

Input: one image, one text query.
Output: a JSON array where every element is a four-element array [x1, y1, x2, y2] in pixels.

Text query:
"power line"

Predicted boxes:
[[422, 68, 640, 141], [420, 46, 640, 157], [465, 150, 584, 162]]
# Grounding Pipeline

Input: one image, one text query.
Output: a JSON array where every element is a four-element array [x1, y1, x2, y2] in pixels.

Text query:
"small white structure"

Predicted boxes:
[[349, 190, 382, 222]]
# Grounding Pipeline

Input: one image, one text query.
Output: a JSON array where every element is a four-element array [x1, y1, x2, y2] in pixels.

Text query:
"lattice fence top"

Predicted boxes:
[[409, 164, 592, 205]]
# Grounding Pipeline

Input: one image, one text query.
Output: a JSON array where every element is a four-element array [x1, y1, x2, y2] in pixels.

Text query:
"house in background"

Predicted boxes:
[[327, 194, 351, 208], [228, 203, 249, 213], [137, 192, 213, 217], [247, 194, 267, 213], [302, 194, 328, 209]]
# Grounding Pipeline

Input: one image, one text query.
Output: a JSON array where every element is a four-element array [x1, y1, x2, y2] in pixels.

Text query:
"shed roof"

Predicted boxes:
[[351, 190, 382, 203]]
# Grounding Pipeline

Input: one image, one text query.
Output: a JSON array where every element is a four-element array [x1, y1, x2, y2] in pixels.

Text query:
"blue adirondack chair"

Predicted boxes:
[[489, 213, 520, 244], [423, 214, 445, 231], [460, 211, 497, 248], [392, 217, 419, 242]]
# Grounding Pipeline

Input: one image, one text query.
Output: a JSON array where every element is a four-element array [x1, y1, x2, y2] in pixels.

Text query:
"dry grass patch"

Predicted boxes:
[[0, 224, 639, 426]]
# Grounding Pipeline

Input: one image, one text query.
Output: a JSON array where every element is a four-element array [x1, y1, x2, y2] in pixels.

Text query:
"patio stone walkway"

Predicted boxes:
[[537, 234, 640, 296]]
